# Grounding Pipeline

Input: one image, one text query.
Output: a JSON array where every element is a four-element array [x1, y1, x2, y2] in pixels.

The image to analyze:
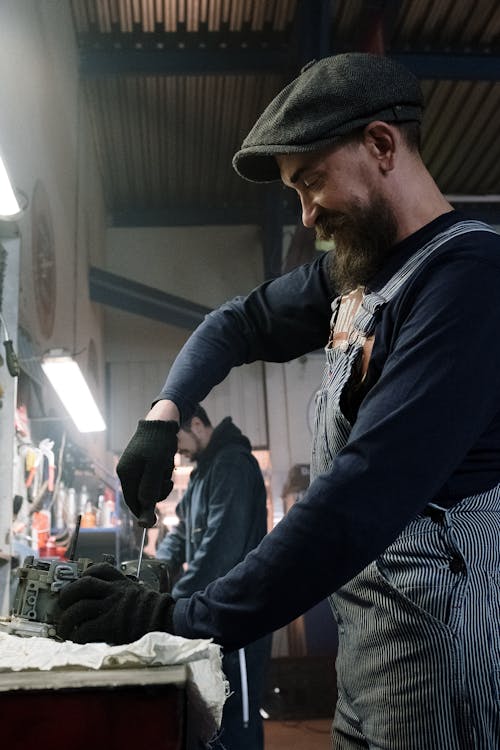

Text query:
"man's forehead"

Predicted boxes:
[[276, 147, 338, 186]]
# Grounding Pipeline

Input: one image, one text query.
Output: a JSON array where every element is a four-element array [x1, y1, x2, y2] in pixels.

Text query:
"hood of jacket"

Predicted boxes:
[[195, 417, 252, 474]]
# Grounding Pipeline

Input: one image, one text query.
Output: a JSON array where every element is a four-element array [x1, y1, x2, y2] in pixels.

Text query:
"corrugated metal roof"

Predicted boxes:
[[421, 79, 500, 194], [70, 0, 500, 247], [394, 0, 500, 48], [83, 72, 283, 212], [333, 0, 500, 51], [71, 0, 298, 36]]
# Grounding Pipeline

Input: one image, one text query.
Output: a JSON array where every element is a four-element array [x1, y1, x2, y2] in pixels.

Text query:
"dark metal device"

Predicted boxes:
[[0, 555, 171, 639], [3, 555, 93, 638], [0, 555, 170, 638], [1, 514, 171, 639], [120, 559, 171, 594]]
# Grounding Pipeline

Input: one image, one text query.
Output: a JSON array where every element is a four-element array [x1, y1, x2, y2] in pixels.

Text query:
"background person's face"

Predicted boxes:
[[177, 429, 204, 461]]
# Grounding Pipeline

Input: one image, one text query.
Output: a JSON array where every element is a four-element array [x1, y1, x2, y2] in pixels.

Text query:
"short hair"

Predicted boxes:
[[180, 404, 211, 431], [341, 121, 421, 153], [391, 120, 421, 152]]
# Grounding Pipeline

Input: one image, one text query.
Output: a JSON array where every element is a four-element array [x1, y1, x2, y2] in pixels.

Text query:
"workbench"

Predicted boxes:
[[0, 664, 194, 749]]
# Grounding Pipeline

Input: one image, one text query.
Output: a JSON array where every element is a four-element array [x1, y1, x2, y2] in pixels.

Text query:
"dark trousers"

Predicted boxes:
[[207, 635, 272, 750]]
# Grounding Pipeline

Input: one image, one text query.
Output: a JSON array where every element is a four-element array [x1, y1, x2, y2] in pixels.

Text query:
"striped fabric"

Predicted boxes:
[[310, 221, 500, 748], [331, 490, 500, 748]]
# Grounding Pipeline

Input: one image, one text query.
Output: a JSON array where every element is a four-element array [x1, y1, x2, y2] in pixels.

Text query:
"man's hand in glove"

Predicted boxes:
[[56, 563, 176, 645], [117, 418, 179, 527]]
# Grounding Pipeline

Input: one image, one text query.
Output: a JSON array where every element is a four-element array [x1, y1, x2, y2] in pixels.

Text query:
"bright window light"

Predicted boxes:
[[0, 152, 21, 218], [42, 351, 106, 433]]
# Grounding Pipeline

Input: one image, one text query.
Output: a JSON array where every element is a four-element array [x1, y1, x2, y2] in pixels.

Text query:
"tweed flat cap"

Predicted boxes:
[[233, 52, 424, 183]]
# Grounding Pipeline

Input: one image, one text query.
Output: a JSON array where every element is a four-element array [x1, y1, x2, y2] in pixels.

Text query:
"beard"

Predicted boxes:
[[181, 433, 204, 462], [316, 194, 399, 294], [190, 436, 204, 462]]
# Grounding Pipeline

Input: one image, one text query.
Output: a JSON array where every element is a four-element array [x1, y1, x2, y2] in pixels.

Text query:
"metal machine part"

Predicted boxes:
[[0, 555, 93, 638], [120, 559, 171, 594], [0, 553, 172, 639], [0, 616, 58, 638]]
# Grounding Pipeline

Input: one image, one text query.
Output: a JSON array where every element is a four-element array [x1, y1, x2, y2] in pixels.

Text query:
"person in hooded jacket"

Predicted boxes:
[[156, 404, 271, 750]]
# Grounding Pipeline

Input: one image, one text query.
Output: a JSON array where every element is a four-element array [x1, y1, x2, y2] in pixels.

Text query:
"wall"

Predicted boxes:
[[0, 0, 108, 463], [106, 225, 264, 310], [0, 0, 324, 546], [0, 0, 326, 570], [0, 0, 110, 611], [104, 225, 269, 452]]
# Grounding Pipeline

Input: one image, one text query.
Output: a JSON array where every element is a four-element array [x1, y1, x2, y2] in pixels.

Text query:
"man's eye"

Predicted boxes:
[[303, 176, 318, 189]]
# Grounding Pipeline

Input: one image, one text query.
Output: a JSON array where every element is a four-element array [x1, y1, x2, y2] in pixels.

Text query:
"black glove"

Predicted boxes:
[[56, 563, 176, 645], [116, 419, 178, 527]]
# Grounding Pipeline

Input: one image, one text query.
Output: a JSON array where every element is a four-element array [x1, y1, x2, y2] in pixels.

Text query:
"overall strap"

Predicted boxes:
[[353, 220, 497, 337]]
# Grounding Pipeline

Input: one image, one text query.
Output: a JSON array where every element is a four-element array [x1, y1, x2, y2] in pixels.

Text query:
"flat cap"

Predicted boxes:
[[233, 52, 424, 183]]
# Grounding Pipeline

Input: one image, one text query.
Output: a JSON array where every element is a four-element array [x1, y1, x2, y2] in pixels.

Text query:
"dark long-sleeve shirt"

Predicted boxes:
[[157, 211, 500, 650]]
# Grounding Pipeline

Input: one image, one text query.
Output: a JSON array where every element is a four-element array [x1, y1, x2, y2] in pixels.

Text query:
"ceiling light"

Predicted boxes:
[[41, 350, 106, 433], [0, 151, 22, 219]]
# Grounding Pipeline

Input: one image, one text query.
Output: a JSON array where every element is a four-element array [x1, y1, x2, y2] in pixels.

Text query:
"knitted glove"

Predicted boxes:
[[56, 563, 176, 645], [116, 419, 179, 527]]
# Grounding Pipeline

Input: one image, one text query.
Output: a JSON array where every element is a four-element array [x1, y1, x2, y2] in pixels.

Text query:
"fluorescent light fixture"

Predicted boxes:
[[42, 350, 106, 432], [0, 152, 21, 218]]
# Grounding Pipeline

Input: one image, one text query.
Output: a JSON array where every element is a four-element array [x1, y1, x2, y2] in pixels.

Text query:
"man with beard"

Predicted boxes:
[[57, 54, 500, 749], [155, 405, 271, 750]]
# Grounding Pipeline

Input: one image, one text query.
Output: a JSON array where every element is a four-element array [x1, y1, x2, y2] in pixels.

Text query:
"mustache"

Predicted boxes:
[[315, 212, 349, 241]]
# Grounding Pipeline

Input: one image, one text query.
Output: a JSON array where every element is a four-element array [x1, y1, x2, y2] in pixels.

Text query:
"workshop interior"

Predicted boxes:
[[0, 1, 499, 747]]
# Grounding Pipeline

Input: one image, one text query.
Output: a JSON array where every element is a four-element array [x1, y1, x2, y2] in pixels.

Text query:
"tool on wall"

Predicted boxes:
[[19, 439, 56, 508], [0, 310, 19, 377]]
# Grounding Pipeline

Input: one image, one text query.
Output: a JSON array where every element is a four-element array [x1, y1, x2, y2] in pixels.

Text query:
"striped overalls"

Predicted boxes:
[[310, 221, 500, 749]]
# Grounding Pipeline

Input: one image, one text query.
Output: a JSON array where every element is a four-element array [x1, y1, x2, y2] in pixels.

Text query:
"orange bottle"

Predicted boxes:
[[80, 500, 97, 528]]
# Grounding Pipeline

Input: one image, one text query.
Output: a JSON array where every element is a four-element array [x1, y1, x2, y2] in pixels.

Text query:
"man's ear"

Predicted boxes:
[[189, 416, 204, 436], [363, 121, 397, 173]]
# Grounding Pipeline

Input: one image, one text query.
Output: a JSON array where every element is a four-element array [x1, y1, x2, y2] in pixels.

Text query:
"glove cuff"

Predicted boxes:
[[149, 592, 176, 634], [137, 419, 179, 439], [118, 588, 176, 643]]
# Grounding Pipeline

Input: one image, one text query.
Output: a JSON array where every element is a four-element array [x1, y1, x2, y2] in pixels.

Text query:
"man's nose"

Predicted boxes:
[[300, 197, 319, 228]]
